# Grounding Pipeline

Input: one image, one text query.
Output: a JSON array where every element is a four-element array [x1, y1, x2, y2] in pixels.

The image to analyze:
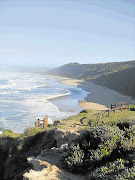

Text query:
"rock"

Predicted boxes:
[[54, 120, 61, 126], [80, 110, 88, 113], [23, 151, 86, 180], [54, 129, 80, 147], [23, 129, 86, 180]]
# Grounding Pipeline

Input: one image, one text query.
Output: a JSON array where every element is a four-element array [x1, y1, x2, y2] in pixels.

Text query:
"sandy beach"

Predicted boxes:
[[61, 79, 84, 86], [60, 77, 135, 110], [46, 75, 83, 86]]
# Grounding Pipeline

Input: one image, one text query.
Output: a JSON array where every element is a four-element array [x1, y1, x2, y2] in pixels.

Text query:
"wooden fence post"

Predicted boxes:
[[108, 109, 110, 116], [43, 115, 48, 128], [102, 111, 104, 118], [97, 113, 100, 121], [43, 117, 46, 129], [43, 118, 45, 128], [97, 113, 99, 120]]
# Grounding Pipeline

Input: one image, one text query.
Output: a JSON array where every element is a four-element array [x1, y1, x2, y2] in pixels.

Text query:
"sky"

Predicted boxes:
[[0, 0, 135, 67]]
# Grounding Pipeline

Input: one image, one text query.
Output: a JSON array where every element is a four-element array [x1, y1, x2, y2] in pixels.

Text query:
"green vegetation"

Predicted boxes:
[[49, 60, 135, 97], [61, 109, 135, 179], [89, 158, 135, 180], [93, 66, 135, 98], [130, 104, 135, 112], [49, 60, 135, 80], [63, 125, 135, 173], [56, 109, 135, 131], [23, 127, 45, 137], [0, 128, 57, 179], [0, 109, 135, 179], [130, 104, 135, 108], [0, 129, 21, 138]]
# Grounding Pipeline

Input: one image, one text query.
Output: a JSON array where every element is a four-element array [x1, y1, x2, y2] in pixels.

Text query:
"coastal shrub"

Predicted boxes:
[[120, 125, 135, 151], [63, 130, 101, 172], [88, 119, 97, 127], [88, 159, 135, 180], [106, 120, 117, 128], [130, 104, 135, 108], [107, 118, 134, 129], [64, 144, 84, 171], [130, 104, 135, 111], [117, 122, 129, 130], [63, 125, 135, 173]]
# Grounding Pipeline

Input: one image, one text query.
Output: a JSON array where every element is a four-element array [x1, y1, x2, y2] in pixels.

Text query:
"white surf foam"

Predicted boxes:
[[0, 71, 88, 133], [0, 72, 48, 91], [46, 92, 70, 100], [0, 80, 16, 89], [0, 91, 19, 95]]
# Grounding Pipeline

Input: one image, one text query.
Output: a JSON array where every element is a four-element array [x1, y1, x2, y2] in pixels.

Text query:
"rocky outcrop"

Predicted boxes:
[[0, 129, 81, 180], [23, 147, 86, 180], [54, 129, 80, 147], [23, 129, 87, 179]]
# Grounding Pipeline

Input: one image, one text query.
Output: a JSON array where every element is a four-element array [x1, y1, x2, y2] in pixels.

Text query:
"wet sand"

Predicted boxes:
[[60, 78, 135, 110], [78, 101, 108, 110]]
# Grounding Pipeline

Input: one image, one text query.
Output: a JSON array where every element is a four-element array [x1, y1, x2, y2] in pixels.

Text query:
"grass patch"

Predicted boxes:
[[57, 109, 135, 130], [23, 127, 44, 137], [0, 129, 22, 138]]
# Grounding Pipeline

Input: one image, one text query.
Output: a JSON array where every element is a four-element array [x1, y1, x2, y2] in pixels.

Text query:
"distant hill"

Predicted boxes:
[[92, 66, 135, 98], [49, 60, 135, 79], [49, 60, 135, 98]]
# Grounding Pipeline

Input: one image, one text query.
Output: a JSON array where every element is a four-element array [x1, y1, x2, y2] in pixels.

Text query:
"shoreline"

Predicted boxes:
[[52, 76, 135, 111], [48, 77, 85, 116], [60, 78, 108, 110]]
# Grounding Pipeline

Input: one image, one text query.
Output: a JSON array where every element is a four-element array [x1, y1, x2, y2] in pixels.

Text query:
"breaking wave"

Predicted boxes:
[[0, 71, 88, 133]]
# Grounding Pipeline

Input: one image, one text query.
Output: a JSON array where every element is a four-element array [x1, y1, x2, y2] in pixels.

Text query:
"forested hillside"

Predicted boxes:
[[49, 60, 135, 97]]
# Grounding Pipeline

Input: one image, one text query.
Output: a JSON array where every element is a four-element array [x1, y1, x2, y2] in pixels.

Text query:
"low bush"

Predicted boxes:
[[63, 125, 135, 174], [88, 158, 135, 180], [117, 122, 129, 130], [130, 104, 135, 108], [88, 119, 98, 127]]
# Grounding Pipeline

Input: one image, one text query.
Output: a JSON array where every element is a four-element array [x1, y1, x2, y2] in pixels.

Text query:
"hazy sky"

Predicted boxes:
[[0, 0, 135, 67]]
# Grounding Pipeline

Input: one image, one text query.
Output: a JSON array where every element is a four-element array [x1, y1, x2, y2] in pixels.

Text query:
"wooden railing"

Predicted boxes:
[[97, 102, 130, 122], [35, 115, 48, 128], [111, 102, 129, 109]]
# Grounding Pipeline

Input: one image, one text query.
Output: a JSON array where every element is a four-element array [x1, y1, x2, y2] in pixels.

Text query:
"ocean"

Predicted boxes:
[[0, 70, 88, 134]]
